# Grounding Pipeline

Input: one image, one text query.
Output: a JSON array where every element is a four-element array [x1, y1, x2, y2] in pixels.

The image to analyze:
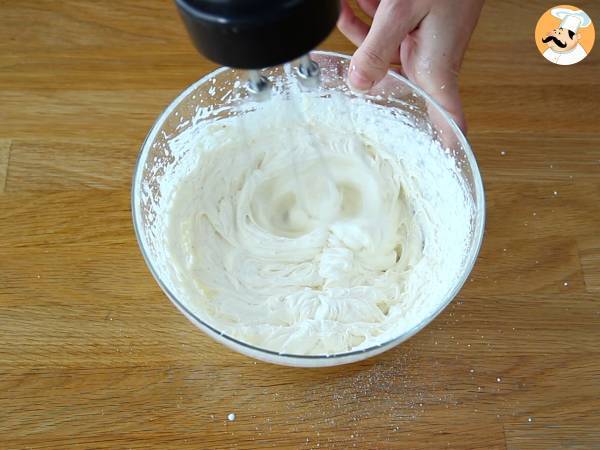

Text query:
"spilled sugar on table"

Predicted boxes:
[[1, 1, 599, 449]]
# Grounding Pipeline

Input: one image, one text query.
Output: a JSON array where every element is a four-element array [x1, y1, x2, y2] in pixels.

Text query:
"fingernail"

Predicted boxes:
[[348, 65, 373, 93]]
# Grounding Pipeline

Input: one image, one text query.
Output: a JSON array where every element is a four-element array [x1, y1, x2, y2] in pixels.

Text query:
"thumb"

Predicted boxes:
[[348, 0, 421, 92]]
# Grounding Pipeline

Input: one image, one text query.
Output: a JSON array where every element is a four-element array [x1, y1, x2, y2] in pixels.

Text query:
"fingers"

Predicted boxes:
[[349, 0, 423, 92], [400, 0, 483, 132], [409, 56, 467, 133], [429, 80, 466, 133], [402, 38, 465, 130], [401, 38, 466, 138], [337, 0, 370, 48], [356, 0, 380, 18], [338, 0, 400, 64]]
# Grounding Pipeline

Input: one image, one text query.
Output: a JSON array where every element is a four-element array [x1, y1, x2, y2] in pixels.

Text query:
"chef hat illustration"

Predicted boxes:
[[551, 7, 592, 33]]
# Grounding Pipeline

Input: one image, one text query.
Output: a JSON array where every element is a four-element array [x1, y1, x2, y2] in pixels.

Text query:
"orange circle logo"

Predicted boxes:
[[535, 5, 595, 65]]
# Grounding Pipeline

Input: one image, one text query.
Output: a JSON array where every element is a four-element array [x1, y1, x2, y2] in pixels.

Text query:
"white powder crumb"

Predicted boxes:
[[440, 84, 446, 90], [564, 282, 568, 286], [478, 387, 482, 391], [553, 191, 558, 196], [227, 413, 236, 421], [533, 212, 537, 216], [503, 248, 507, 252], [497, 377, 501, 382], [470, 369, 474, 373], [528, 417, 533, 422], [500, 151, 506, 156]]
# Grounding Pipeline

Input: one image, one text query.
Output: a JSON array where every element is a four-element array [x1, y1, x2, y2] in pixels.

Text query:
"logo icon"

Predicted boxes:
[[535, 5, 595, 65]]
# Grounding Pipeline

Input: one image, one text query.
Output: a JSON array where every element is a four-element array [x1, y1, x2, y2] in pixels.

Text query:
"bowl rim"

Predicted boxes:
[[131, 50, 486, 362]]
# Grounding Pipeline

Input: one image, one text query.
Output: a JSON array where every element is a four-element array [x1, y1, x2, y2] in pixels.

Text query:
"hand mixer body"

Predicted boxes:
[[175, 0, 341, 69]]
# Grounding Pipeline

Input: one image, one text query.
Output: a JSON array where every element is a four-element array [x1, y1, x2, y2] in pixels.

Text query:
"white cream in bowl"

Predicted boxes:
[[162, 92, 473, 355]]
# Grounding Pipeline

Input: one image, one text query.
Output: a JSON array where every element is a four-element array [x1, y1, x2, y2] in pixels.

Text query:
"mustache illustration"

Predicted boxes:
[[542, 35, 567, 48]]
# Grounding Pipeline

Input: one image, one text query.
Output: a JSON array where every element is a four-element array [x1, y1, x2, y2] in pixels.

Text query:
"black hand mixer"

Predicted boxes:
[[175, 0, 341, 93]]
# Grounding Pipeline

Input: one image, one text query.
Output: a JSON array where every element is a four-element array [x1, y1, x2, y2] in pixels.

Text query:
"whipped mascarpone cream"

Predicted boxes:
[[163, 92, 473, 355]]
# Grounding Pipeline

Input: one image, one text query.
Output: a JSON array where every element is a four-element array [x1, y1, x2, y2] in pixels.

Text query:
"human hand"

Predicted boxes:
[[337, 0, 484, 132]]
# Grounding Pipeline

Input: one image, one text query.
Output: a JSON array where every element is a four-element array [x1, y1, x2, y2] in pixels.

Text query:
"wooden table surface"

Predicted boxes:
[[2, 1, 600, 448]]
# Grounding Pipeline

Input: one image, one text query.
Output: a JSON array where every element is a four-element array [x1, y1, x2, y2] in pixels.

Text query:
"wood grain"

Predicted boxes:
[[0, 140, 10, 192], [505, 425, 600, 450], [1, 1, 600, 449]]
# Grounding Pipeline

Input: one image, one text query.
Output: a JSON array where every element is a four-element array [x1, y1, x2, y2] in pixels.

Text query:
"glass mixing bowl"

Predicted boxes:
[[132, 51, 485, 367]]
